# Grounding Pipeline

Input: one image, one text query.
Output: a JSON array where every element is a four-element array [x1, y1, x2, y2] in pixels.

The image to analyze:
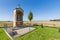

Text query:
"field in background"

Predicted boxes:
[[0, 21, 13, 27], [0, 21, 60, 27]]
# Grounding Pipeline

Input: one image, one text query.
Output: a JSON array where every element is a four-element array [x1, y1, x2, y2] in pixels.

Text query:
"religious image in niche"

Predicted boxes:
[[17, 13, 20, 21]]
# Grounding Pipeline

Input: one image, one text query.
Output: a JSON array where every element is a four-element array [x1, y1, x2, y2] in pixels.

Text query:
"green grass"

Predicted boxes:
[[0, 26, 60, 40], [0, 28, 10, 40], [14, 26, 60, 40]]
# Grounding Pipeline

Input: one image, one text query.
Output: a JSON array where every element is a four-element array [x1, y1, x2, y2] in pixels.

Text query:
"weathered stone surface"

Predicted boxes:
[[13, 7, 23, 27]]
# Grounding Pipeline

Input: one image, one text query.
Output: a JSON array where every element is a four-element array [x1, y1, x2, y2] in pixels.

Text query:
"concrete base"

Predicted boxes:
[[4, 27, 36, 39], [14, 27, 35, 38]]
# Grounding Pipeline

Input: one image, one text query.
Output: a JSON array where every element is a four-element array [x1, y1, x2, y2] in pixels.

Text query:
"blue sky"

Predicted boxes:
[[0, 0, 60, 21]]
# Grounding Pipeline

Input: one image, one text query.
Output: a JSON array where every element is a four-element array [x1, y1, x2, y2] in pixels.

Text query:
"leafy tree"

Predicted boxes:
[[28, 11, 33, 25], [28, 11, 33, 31]]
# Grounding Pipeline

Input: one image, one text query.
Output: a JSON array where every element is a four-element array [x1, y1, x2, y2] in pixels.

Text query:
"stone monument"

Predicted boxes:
[[13, 6, 24, 27]]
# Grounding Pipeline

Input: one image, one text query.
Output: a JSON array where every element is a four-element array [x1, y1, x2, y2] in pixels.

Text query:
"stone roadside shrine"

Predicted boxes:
[[13, 5, 23, 27], [3, 5, 35, 40]]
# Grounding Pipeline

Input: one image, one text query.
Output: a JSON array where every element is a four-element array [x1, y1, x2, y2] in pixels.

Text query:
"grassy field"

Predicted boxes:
[[0, 26, 60, 40], [0, 21, 60, 27], [0, 21, 12, 27], [0, 28, 10, 40], [14, 26, 60, 40]]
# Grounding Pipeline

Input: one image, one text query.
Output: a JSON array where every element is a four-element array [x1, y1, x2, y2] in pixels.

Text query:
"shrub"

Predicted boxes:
[[59, 28, 60, 32], [41, 24, 43, 28]]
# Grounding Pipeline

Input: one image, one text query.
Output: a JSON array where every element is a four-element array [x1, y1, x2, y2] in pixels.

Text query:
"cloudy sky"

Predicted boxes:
[[0, 0, 60, 21]]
